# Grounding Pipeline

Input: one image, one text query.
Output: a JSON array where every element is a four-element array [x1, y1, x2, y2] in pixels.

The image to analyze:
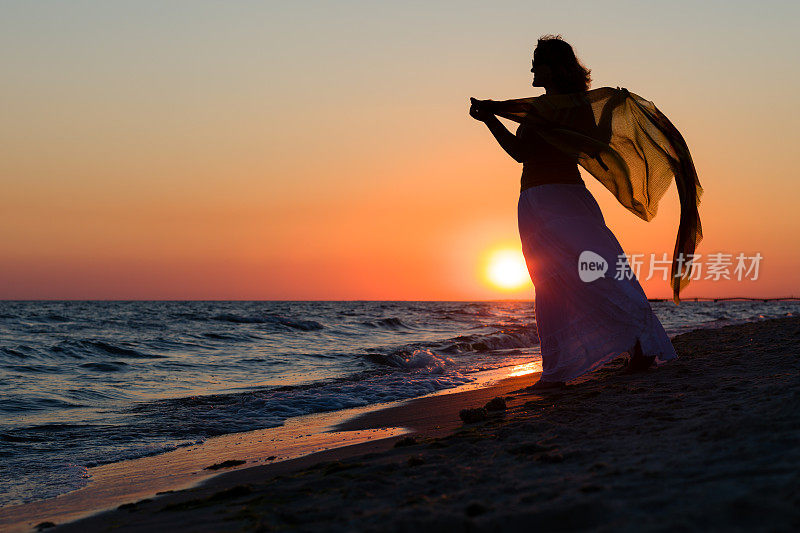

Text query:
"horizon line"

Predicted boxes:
[[0, 297, 797, 303]]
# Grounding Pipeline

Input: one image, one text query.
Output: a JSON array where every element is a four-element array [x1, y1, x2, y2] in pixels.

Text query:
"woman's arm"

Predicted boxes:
[[470, 98, 525, 163], [484, 115, 525, 163]]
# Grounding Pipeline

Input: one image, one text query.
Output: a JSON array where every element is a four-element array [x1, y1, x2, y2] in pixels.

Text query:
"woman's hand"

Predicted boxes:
[[471, 97, 524, 162], [469, 97, 494, 122]]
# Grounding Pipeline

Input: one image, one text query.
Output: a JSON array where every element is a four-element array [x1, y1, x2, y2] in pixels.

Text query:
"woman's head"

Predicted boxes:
[[531, 35, 591, 94]]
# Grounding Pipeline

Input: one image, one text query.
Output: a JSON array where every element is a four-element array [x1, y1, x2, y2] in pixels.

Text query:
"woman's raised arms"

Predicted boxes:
[[469, 97, 526, 163]]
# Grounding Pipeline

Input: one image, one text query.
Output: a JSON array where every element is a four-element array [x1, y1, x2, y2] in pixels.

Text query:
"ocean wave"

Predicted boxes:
[[358, 325, 540, 376], [2, 364, 60, 374], [442, 325, 540, 352], [83, 439, 203, 468], [42, 313, 70, 322], [65, 388, 129, 402], [0, 432, 47, 443], [79, 361, 129, 372], [0, 397, 87, 413], [123, 368, 475, 438], [18, 422, 99, 431], [200, 332, 261, 341], [239, 357, 286, 364], [50, 340, 165, 359], [1, 346, 30, 359], [359, 317, 412, 329], [370, 324, 540, 361], [438, 304, 495, 318], [370, 349, 455, 372], [142, 337, 211, 351], [211, 313, 324, 331]]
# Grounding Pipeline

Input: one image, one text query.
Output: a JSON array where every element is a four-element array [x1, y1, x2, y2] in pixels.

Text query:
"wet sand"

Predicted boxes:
[[7, 316, 800, 532]]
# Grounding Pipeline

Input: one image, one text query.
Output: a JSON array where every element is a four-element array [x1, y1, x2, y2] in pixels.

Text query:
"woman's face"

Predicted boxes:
[[531, 56, 552, 88]]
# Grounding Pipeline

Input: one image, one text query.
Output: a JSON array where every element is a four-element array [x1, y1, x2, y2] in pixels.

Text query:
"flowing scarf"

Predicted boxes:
[[483, 87, 703, 305]]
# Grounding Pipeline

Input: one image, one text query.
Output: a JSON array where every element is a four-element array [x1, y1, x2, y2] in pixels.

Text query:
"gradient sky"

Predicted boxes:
[[2, 1, 799, 300]]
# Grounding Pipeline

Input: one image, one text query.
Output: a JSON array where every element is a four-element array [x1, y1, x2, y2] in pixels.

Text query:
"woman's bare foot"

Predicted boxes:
[[622, 338, 656, 374]]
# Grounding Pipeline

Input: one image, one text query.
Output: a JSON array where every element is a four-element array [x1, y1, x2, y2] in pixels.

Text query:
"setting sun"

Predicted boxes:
[[484, 247, 531, 291]]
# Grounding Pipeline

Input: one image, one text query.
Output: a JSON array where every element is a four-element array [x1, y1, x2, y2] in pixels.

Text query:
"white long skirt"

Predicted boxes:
[[517, 183, 678, 382]]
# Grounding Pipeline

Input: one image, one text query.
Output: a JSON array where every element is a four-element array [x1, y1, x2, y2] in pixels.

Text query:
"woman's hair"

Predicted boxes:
[[534, 35, 591, 93]]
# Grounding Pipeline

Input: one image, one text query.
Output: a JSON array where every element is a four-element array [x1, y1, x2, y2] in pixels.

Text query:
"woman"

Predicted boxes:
[[470, 36, 679, 391]]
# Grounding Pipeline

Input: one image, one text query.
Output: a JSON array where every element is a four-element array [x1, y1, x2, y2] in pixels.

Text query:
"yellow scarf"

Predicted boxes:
[[484, 87, 703, 305]]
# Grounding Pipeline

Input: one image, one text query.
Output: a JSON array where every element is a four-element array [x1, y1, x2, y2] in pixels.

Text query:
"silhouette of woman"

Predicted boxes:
[[470, 36, 679, 391]]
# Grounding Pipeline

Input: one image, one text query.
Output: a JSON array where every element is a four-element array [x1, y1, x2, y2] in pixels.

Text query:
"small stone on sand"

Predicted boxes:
[[459, 407, 488, 423], [484, 397, 507, 411]]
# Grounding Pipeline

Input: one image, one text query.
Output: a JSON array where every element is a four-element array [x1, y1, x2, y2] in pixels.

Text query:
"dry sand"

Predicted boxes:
[[15, 317, 800, 531]]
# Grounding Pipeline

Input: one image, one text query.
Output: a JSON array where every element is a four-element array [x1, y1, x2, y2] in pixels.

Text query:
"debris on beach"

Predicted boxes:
[[203, 459, 247, 471]]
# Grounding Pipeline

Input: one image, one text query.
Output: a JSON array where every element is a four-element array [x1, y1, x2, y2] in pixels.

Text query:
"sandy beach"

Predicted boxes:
[[6, 316, 799, 532]]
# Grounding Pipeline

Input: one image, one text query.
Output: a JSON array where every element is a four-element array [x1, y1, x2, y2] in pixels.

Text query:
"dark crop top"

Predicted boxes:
[[516, 121, 584, 192]]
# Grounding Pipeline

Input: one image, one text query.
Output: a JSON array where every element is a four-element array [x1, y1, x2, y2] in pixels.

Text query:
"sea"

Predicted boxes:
[[0, 299, 797, 507]]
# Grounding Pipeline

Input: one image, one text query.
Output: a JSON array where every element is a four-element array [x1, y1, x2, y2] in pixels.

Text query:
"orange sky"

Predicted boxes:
[[1, 2, 799, 300]]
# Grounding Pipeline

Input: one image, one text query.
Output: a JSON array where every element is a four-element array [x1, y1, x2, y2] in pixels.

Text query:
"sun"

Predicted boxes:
[[484, 247, 531, 291]]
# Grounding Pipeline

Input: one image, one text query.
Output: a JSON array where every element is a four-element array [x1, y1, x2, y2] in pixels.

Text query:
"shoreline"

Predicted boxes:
[[2, 315, 798, 531], [0, 361, 541, 532]]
